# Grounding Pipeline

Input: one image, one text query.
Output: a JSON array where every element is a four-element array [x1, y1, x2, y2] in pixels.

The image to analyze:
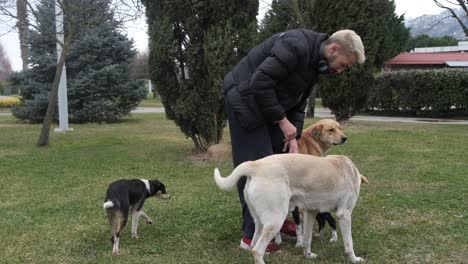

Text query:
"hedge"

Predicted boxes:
[[367, 69, 468, 116], [0, 96, 21, 108]]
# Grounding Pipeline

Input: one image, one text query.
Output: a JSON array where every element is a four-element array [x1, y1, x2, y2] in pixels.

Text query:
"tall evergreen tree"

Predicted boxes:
[[258, 0, 409, 121], [258, 0, 318, 42], [10, 0, 145, 124], [313, 0, 409, 121], [143, 0, 258, 151]]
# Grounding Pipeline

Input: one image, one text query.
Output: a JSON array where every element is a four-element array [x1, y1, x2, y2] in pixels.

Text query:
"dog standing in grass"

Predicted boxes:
[[214, 154, 367, 264], [103, 179, 170, 255], [293, 119, 347, 245]]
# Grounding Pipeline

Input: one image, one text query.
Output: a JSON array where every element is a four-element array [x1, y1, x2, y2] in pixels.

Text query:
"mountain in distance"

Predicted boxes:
[[405, 8, 467, 39]]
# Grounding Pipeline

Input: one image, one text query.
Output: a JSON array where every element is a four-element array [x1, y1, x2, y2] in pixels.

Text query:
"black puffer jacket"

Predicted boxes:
[[224, 29, 328, 135]]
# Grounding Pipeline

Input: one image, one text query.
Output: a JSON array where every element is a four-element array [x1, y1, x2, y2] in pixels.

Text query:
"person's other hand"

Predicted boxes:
[[283, 138, 298, 153], [277, 117, 297, 142]]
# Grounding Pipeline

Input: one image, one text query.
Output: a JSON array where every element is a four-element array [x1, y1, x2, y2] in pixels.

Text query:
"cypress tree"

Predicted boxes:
[[313, 0, 409, 121], [259, 0, 409, 121], [143, 0, 258, 151]]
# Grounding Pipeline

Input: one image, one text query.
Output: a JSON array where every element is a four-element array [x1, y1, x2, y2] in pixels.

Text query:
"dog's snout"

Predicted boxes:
[[342, 136, 347, 143]]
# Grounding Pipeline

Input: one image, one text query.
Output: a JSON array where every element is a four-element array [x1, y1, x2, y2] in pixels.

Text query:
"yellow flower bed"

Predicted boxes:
[[0, 96, 21, 108]]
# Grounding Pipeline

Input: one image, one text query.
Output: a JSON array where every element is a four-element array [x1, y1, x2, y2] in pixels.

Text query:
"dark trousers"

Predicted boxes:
[[226, 100, 285, 239]]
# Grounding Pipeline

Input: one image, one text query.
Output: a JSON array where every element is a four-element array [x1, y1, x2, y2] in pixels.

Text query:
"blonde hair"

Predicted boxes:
[[325, 29, 366, 64]]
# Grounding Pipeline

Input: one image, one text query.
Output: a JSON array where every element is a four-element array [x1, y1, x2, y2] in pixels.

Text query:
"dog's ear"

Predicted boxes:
[[150, 180, 167, 193], [360, 175, 369, 184], [310, 124, 323, 139]]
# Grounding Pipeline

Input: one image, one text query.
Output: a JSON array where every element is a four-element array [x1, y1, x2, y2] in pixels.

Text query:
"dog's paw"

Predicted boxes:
[[329, 236, 338, 242], [131, 234, 139, 239], [315, 230, 324, 238], [146, 220, 153, 224], [295, 241, 303, 248], [351, 256, 364, 263], [304, 252, 318, 259], [112, 249, 120, 255]]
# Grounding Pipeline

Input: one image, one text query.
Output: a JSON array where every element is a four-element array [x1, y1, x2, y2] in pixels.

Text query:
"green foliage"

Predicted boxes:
[[313, 0, 410, 121], [406, 34, 460, 51], [9, 0, 145, 123], [258, 0, 410, 121], [258, 0, 317, 42], [320, 65, 375, 121], [143, 0, 258, 150], [368, 70, 468, 116]]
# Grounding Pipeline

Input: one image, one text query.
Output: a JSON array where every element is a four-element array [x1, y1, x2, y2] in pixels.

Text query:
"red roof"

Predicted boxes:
[[384, 52, 468, 65]]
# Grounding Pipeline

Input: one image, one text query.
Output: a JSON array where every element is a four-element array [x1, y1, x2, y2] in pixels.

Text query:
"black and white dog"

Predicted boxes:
[[103, 179, 170, 255]]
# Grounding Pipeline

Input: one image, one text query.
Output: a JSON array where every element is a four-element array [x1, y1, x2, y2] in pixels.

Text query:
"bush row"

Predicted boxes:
[[0, 96, 21, 108], [367, 70, 468, 116]]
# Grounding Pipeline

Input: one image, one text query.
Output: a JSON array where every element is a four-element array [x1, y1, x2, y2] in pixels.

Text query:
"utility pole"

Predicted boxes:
[[54, 0, 73, 132]]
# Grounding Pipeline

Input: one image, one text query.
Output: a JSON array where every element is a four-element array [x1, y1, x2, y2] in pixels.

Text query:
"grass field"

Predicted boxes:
[[0, 113, 467, 264], [138, 93, 163, 107]]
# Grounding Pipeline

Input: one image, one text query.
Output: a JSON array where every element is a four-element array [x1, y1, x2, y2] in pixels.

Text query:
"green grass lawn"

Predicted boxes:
[[0, 114, 467, 264], [138, 93, 163, 107]]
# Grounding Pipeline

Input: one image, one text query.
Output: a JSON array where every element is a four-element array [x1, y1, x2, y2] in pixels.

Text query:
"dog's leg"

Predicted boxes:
[[107, 210, 116, 244], [315, 213, 326, 238], [324, 213, 338, 242], [112, 236, 120, 255], [252, 221, 283, 264], [336, 209, 363, 263], [131, 209, 141, 239], [139, 211, 153, 224], [303, 210, 318, 259], [112, 213, 127, 255], [292, 207, 303, 247], [274, 233, 282, 245]]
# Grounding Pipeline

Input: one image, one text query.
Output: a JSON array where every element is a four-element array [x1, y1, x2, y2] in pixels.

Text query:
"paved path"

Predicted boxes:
[[133, 107, 468, 125], [1, 107, 467, 125]]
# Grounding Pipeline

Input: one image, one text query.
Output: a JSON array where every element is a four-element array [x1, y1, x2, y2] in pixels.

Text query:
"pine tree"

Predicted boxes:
[[10, 0, 145, 123], [143, 0, 258, 151]]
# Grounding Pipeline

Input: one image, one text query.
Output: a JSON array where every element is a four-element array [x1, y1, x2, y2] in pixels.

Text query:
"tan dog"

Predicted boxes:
[[297, 119, 347, 156], [293, 119, 347, 245], [214, 154, 366, 264]]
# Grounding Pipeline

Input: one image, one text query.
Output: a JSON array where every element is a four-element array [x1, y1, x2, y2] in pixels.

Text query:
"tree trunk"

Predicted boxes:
[[306, 85, 317, 117], [16, 0, 29, 70], [37, 44, 69, 147]]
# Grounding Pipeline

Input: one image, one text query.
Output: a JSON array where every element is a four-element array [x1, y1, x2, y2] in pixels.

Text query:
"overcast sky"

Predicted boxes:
[[0, 0, 457, 71]]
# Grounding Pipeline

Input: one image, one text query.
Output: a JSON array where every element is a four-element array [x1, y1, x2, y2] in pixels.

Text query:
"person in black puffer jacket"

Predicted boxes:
[[224, 29, 366, 252]]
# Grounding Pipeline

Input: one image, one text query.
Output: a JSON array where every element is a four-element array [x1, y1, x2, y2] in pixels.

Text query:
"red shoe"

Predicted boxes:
[[240, 236, 281, 253], [280, 219, 296, 237]]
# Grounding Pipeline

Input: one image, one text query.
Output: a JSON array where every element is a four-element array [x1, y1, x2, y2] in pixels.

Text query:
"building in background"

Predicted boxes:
[[383, 41, 468, 71]]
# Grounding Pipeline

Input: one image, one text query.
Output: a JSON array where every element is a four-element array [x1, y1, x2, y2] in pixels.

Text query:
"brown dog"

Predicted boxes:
[[297, 119, 347, 156], [292, 119, 367, 246], [207, 119, 347, 160]]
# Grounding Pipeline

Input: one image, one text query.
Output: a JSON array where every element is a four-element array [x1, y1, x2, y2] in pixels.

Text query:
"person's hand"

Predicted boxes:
[[283, 138, 298, 153], [277, 117, 297, 142]]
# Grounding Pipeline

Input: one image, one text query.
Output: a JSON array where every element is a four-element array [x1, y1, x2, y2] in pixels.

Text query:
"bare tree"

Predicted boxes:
[[0, 43, 13, 80], [434, 0, 468, 37], [130, 51, 149, 80]]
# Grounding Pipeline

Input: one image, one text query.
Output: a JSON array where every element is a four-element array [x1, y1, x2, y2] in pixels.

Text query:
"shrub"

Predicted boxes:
[[0, 96, 21, 108], [367, 70, 468, 116]]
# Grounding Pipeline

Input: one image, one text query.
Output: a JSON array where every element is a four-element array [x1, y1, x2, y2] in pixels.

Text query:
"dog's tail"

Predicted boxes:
[[214, 161, 255, 191], [103, 200, 118, 209]]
